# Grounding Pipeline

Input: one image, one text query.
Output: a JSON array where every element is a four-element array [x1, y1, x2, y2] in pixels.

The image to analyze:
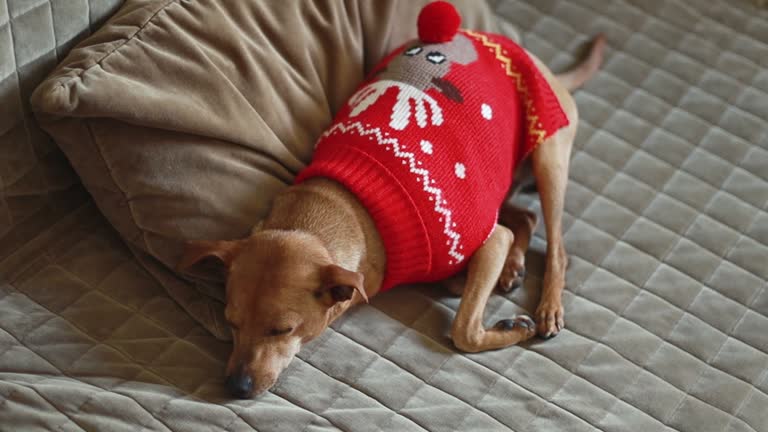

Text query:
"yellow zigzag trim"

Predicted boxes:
[[464, 30, 547, 146]]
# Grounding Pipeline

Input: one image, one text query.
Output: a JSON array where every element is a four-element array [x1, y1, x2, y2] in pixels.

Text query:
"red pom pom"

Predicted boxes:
[[417, 1, 461, 44]]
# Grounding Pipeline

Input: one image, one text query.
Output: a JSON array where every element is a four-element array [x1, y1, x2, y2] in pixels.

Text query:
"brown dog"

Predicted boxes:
[[179, 32, 605, 398]]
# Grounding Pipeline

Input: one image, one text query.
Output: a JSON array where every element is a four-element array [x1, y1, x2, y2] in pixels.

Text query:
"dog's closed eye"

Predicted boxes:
[[268, 327, 293, 337]]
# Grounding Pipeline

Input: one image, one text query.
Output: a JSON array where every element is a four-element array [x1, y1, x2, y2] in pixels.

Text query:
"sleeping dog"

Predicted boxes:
[[179, 1, 605, 398]]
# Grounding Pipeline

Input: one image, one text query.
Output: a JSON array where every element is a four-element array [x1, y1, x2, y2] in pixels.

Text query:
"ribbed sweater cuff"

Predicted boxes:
[[296, 142, 431, 289]]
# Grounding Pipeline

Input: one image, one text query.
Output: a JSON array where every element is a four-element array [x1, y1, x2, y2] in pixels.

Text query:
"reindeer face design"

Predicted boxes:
[[380, 33, 478, 103], [348, 34, 479, 130]]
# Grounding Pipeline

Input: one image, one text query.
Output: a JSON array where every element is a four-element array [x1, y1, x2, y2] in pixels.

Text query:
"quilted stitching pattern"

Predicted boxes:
[[0, 0, 122, 263], [1, 0, 767, 430]]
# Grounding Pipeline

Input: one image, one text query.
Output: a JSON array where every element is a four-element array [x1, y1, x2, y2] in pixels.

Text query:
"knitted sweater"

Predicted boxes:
[[296, 28, 568, 290]]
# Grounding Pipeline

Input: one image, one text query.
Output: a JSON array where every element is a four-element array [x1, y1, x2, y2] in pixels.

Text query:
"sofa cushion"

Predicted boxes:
[[31, 0, 501, 339]]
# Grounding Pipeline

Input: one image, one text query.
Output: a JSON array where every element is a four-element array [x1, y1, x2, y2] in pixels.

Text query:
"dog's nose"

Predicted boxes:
[[225, 368, 254, 399]]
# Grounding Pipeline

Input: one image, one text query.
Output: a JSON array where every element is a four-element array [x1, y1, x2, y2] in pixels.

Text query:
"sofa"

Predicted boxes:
[[2, 0, 767, 430]]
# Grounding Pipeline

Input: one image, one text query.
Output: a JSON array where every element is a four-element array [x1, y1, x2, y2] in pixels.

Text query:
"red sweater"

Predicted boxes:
[[296, 26, 568, 290]]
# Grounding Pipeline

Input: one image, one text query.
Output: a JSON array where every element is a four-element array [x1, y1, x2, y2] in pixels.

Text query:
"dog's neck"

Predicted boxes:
[[261, 178, 386, 299]]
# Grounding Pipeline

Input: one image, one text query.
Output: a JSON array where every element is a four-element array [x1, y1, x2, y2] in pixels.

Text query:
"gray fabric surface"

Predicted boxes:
[[0, 0, 121, 263], [1, 0, 768, 431]]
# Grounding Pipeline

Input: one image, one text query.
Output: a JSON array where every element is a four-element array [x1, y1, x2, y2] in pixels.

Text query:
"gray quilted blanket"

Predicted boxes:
[[1, 0, 767, 431]]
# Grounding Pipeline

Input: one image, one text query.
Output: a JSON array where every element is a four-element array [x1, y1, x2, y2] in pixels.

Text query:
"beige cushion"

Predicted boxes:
[[31, 0, 500, 339]]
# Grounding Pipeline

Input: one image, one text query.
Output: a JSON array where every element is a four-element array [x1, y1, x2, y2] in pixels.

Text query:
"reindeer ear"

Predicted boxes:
[[447, 34, 479, 65], [177, 240, 243, 280], [316, 265, 367, 306], [431, 77, 463, 103]]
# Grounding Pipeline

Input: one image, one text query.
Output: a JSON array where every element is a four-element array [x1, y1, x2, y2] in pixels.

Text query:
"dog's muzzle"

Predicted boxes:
[[225, 365, 254, 399]]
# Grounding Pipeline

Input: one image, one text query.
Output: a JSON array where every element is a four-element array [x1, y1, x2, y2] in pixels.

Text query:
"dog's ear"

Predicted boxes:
[[177, 240, 243, 279], [317, 264, 367, 305]]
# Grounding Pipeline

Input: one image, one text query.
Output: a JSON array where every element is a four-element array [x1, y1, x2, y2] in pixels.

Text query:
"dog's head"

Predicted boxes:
[[178, 230, 366, 398]]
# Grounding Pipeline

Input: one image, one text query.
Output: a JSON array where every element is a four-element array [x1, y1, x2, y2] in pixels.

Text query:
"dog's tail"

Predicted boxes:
[[556, 34, 606, 92]]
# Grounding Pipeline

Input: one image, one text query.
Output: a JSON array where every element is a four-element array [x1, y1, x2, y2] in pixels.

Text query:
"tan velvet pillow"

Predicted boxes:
[[32, 0, 502, 339]]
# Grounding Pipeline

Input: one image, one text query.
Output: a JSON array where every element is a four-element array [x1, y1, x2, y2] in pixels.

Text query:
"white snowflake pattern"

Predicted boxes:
[[481, 103, 493, 120], [454, 163, 466, 179], [420, 140, 433, 154]]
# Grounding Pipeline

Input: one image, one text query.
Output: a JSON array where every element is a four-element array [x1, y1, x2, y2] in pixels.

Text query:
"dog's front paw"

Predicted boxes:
[[536, 299, 564, 339], [493, 315, 536, 338]]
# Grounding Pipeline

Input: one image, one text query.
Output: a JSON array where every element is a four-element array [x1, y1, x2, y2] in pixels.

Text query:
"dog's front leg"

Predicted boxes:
[[526, 34, 603, 339], [451, 225, 536, 353], [531, 109, 576, 339]]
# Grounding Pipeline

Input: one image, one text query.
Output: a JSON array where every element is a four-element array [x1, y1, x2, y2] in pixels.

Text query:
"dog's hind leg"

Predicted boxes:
[[497, 204, 538, 292], [451, 224, 536, 352]]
